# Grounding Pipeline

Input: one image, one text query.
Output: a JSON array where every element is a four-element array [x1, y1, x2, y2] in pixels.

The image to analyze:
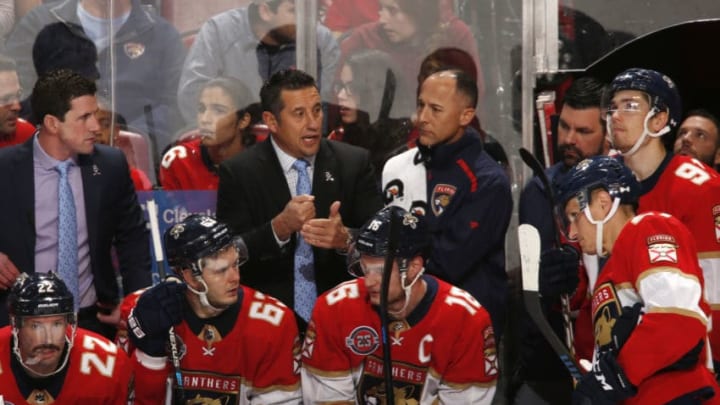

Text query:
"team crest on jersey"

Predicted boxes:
[[383, 179, 404, 205], [591, 282, 622, 348], [713, 205, 720, 243], [483, 326, 498, 376], [198, 324, 222, 356], [123, 42, 146, 59], [27, 389, 54, 405], [302, 320, 317, 359], [389, 320, 409, 346], [646, 234, 678, 264], [358, 355, 426, 403], [345, 326, 380, 355], [431, 184, 456, 216]]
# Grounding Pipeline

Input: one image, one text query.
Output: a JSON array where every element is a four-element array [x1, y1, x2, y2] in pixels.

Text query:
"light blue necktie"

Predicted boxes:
[[292, 159, 317, 321], [56, 160, 79, 311]]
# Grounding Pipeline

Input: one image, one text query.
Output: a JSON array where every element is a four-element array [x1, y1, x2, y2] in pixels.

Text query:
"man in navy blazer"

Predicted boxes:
[[217, 69, 382, 325], [0, 69, 151, 338]]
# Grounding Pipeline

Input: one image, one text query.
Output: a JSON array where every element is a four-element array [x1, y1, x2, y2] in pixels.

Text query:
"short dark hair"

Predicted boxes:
[[31, 69, 97, 123], [427, 69, 478, 108], [0, 54, 16, 73], [683, 108, 720, 148], [562, 76, 605, 110], [260, 69, 317, 117]]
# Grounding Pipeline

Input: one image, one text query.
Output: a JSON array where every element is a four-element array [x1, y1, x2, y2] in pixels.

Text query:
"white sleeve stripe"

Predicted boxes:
[[134, 350, 168, 370], [699, 257, 720, 304], [637, 268, 708, 324]]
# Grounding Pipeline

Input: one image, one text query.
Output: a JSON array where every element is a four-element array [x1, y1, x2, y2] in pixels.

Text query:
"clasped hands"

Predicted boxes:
[[273, 195, 350, 251]]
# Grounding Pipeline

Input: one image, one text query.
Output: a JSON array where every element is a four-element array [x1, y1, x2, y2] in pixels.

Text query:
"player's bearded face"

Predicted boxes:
[[201, 246, 241, 308], [17, 315, 68, 375]]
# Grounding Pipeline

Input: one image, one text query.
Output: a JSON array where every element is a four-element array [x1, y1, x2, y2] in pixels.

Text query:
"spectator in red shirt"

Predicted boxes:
[[0, 54, 34, 149]]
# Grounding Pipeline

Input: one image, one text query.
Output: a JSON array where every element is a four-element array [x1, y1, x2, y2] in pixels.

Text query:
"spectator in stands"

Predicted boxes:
[[95, 106, 153, 191], [674, 109, 720, 171], [5, 0, 186, 151], [20, 22, 99, 124], [177, 0, 339, 124], [328, 49, 412, 184], [340, 0, 483, 118], [160, 77, 263, 191], [0, 54, 34, 148]]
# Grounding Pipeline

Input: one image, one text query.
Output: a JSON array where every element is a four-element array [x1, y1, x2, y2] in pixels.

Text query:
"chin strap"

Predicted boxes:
[[389, 265, 425, 318], [611, 108, 671, 157], [186, 277, 222, 312], [583, 197, 621, 257]]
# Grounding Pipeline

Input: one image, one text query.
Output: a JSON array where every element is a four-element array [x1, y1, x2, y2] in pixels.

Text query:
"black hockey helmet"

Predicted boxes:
[[555, 156, 641, 211], [164, 214, 248, 276], [8, 272, 75, 321], [604, 68, 682, 132], [349, 206, 430, 277]]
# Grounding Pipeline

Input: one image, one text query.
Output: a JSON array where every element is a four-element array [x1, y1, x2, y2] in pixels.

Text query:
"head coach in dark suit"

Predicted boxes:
[[0, 69, 151, 338], [217, 69, 382, 327]]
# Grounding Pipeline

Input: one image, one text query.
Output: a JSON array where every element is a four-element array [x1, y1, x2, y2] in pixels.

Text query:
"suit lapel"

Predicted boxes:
[[15, 140, 36, 255], [79, 152, 100, 256], [312, 140, 340, 218], [258, 140, 292, 206]]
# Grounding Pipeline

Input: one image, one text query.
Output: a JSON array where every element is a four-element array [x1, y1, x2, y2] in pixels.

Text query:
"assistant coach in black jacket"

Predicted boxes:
[[0, 70, 151, 338], [217, 69, 382, 322]]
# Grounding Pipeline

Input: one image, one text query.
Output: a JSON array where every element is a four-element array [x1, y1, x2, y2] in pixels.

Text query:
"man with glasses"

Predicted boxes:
[[604, 67, 720, 374], [301, 205, 498, 404], [0, 54, 34, 148]]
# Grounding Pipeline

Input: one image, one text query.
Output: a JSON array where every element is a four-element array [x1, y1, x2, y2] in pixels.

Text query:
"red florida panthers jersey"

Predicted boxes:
[[133, 286, 301, 404], [638, 154, 720, 362], [0, 118, 34, 148], [302, 276, 498, 404], [159, 138, 218, 190], [591, 212, 719, 404], [0, 327, 132, 404]]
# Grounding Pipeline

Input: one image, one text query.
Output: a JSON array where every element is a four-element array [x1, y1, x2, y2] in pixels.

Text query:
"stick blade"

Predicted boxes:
[[519, 223, 541, 293]]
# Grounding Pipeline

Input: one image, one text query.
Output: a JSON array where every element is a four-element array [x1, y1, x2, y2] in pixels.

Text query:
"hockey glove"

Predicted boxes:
[[572, 351, 637, 405], [127, 280, 186, 356], [538, 244, 580, 297]]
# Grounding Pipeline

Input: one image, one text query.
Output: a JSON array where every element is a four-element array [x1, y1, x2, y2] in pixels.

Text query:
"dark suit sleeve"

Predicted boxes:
[[111, 152, 152, 294], [216, 159, 287, 261]]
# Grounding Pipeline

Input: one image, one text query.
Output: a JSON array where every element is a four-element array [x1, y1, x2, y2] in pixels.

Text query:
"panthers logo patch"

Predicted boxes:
[[431, 184, 456, 216], [591, 282, 622, 348]]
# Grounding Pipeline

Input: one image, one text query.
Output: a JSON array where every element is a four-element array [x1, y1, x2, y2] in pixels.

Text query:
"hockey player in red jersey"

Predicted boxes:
[[159, 78, 262, 190], [0, 272, 133, 404], [302, 206, 498, 403], [604, 68, 720, 371], [556, 156, 719, 404], [129, 214, 301, 404]]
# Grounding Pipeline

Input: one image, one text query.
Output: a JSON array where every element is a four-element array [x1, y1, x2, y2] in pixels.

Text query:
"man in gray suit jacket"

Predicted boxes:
[[217, 69, 381, 327]]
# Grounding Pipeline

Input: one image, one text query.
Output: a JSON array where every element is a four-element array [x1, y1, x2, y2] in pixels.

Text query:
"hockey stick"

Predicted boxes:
[[535, 91, 556, 167], [379, 211, 401, 404], [519, 147, 576, 358], [519, 224, 584, 382], [146, 200, 184, 404]]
